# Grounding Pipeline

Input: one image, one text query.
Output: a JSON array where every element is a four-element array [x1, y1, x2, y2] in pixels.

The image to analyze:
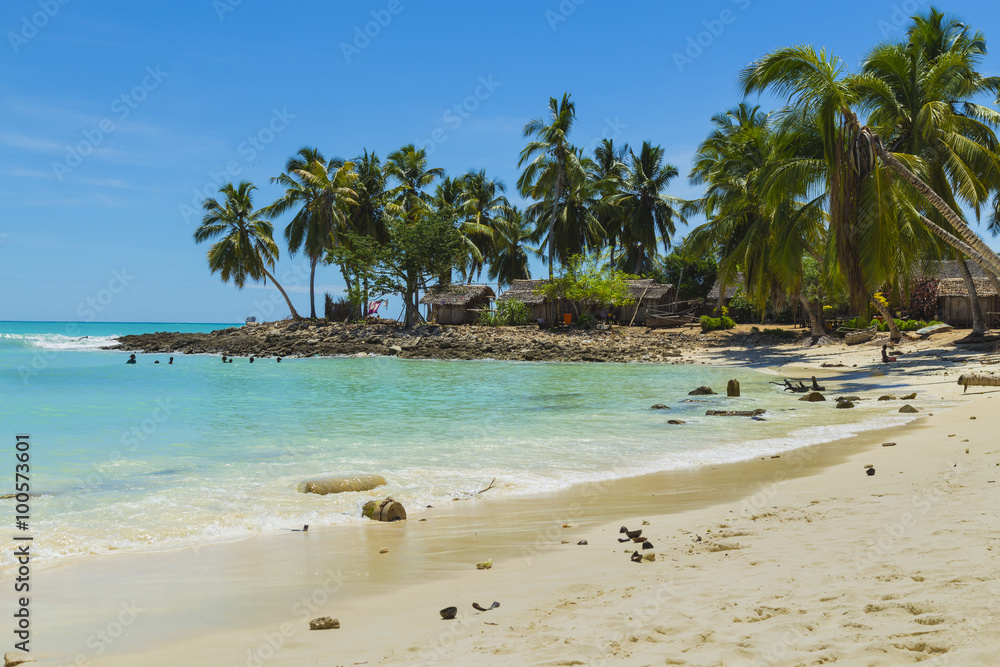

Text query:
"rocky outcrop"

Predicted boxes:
[[108, 321, 699, 364]]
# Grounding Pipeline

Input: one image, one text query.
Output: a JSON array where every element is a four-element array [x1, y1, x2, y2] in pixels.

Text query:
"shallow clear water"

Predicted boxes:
[[0, 321, 937, 567]]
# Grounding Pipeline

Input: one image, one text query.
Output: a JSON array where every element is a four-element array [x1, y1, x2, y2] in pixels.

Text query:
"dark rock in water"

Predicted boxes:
[[799, 392, 826, 402], [836, 400, 855, 409], [836, 396, 861, 402], [727, 379, 741, 397], [650, 404, 670, 410], [899, 404, 919, 413], [877, 394, 896, 401], [309, 617, 339, 630], [688, 386, 716, 395], [667, 419, 686, 425]]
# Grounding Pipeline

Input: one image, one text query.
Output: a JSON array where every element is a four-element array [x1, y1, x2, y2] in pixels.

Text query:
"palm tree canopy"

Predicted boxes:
[[194, 181, 280, 289]]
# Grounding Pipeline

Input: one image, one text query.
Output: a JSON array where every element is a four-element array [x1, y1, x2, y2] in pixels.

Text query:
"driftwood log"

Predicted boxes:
[[770, 377, 825, 393], [363, 497, 407, 522], [771, 379, 809, 393], [957, 374, 1000, 393], [298, 474, 387, 495], [706, 409, 767, 417]]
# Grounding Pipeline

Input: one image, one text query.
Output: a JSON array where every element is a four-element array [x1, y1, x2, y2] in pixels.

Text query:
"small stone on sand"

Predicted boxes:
[[309, 617, 340, 630], [379, 547, 389, 554]]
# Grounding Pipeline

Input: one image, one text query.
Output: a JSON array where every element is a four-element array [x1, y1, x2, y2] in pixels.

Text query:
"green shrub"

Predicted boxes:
[[577, 313, 595, 329], [478, 298, 533, 327], [497, 298, 532, 326], [726, 287, 755, 323], [700, 315, 735, 332]]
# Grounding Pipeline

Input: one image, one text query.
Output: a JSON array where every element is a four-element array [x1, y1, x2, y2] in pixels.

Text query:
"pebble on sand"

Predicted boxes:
[[308, 617, 340, 630]]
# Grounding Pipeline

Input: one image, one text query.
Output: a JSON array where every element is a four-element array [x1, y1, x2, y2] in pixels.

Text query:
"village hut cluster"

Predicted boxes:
[[422, 279, 676, 326], [705, 262, 1000, 329]]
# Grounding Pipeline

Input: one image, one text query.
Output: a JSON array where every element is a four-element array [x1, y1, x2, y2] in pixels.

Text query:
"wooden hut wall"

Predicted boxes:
[[938, 295, 1000, 327]]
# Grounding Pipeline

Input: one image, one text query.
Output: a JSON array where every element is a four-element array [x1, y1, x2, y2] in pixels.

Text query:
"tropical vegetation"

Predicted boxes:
[[193, 7, 1000, 336]]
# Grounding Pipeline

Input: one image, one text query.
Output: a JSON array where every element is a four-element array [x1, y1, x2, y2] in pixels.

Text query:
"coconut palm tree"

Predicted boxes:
[[517, 93, 581, 278], [262, 147, 348, 319], [687, 104, 829, 337], [385, 144, 444, 219], [609, 141, 686, 275], [458, 169, 510, 283], [346, 150, 390, 315], [524, 149, 605, 271], [854, 9, 1000, 332], [589, 138, 629, 268], [195, 181, 301, 320], [740, 36, 1000, 289], [488, 207, 532, 289]]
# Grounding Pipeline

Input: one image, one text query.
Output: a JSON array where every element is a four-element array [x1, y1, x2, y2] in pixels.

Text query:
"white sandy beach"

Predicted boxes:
[[16, 332, 1000, 667]]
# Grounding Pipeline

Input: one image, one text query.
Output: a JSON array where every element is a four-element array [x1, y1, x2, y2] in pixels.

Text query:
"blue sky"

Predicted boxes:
[[3, 0, 1000, 323]]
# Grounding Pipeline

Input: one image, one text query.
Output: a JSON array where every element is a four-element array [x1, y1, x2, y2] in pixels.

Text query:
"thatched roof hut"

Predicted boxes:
[[420, 284, 495, 325], [707, 273, 744, 303], [916, 261, 999, 327], [496, 279, 565, 323], [495, 280, 548, 305], [619, 279, 676, 325]]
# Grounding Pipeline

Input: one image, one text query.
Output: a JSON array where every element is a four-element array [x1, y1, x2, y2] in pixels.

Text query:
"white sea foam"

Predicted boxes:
[[3, 332, 121, 352]]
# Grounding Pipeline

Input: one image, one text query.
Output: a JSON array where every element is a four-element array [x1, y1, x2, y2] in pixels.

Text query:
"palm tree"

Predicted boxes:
[[589, 138, 629, 268], [524, 149, 605, 270], [610, 141, 685, 275], [458, 169, 510, 282], [517, 93, 581, 278], [346, 150, 389, 315], [385, 144, 444, 219], [262, 148, 349, 319], [855, 9, 1000, 332], [488, 207, 532, 289], [195, 181, 301, 320], [740, 36, 1000, 291], [687, 104, 828, 337]]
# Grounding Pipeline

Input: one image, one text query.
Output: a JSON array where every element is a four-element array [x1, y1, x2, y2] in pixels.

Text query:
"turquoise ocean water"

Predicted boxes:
[[0, 321, 934, 569]]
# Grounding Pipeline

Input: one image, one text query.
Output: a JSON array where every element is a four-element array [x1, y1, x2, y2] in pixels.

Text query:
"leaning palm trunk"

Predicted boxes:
[[798, 293, 825, 339], [919, 215, 1000, 296], [260, 266, 301, 320], [871, 295, 900, 343], [957, 257, 988, 335], [873, 139, 1000, 277]]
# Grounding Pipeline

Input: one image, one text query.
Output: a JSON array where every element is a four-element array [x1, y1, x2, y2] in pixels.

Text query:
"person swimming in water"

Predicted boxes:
[[126, 354, 136, 364], [168, 357, 173, 365]]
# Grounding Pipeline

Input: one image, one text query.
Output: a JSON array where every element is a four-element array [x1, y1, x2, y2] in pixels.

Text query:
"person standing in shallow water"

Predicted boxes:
[[126, 354, 136, 364]]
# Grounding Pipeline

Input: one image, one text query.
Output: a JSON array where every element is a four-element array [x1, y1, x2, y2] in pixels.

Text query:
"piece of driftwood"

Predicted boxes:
[[363, 497, 407, 521], [957, 374, 1000, 393], [706, 409, 767, 417], [770, 379, 810, 393], [298, 474, 387, 495]]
